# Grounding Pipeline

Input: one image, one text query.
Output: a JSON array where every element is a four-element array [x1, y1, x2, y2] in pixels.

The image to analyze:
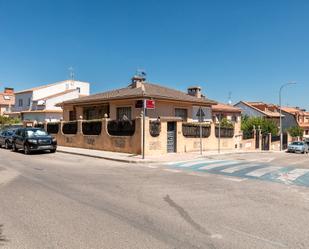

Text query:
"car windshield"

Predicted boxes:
[[26, 129, 48, 138], [291, 142, 304, 146], [7, 130, 15, 136]]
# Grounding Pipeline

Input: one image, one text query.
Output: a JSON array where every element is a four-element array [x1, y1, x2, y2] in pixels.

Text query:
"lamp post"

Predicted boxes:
[[279, 82, 296, 151]]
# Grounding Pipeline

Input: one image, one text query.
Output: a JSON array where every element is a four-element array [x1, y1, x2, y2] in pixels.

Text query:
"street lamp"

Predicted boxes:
[[279, 82, 296, 151]]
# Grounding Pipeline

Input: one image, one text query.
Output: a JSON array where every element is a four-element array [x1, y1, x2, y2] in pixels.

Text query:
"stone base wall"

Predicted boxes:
[[46, 117, 241, 155], [46, 118, 142, 155]]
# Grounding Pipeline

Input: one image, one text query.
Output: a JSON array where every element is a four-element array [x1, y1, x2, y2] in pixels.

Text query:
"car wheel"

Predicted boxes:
[[24, 144, 31, 155], [50, 149, 56, 153], [12, 143, 17, 152]]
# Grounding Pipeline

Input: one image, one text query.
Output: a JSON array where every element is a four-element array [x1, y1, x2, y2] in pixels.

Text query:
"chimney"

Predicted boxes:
[[131, 75, 145, 88], [187, 86, 202, 98], [4, 87, 14, 94]]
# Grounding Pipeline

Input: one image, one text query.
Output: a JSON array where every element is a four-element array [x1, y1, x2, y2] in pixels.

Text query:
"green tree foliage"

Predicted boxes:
[[218, 118, 234, 129], [287, 126, 304, 138], [241, 116, 279, 136], [0, 116, 21, 128]]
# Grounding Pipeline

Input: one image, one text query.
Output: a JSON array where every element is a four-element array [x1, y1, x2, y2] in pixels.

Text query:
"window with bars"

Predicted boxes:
[[175, 108, 188, 121], [117, 107, 132, 120]]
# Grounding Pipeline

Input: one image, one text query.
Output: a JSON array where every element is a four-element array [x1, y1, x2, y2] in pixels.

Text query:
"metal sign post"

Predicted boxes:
[[197, 107, 205, 155], [142, 99, 155, 159], [142, 100, 146, 159], [217, 113, 222, 154]]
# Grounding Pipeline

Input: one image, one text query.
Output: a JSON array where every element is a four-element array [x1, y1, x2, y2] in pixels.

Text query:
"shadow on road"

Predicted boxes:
[[0, 224, 8, 246]]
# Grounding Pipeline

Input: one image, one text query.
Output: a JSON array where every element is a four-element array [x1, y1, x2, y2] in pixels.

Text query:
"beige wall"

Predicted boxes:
[[62, 99, 208, 122], [50, 118, 142, 154]]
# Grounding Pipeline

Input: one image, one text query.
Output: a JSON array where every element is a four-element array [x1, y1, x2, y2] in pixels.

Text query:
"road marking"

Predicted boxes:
[[199, 161, 240, 170], [277, 168, 309, 181], [221, 164, 255, 173], [222, 177, 246, 182], [246, 166, 282, 177], [165, 158, 205, 165], [178, 160, 224, 168]]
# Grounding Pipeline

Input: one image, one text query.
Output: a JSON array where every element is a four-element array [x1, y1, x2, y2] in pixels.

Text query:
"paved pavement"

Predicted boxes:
[[1, 149, 309, 248], [57, 145, 271, 163]]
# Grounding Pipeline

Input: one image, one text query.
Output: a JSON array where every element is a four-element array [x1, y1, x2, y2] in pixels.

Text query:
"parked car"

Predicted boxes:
[[12, 128, 57, 154], [287, 141, 309, 154], [0, 128, 17, 149]]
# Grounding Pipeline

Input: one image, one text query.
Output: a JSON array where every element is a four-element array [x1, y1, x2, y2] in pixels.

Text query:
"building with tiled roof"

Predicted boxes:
[[7, 80, 90, 122], [0, 87, 15, 115], [60, 75, 217, 122], [281, 107, 309, 137]]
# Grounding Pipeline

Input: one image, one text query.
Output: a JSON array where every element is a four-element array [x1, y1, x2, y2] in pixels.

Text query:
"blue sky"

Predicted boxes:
[[0, 0, 309, 108]]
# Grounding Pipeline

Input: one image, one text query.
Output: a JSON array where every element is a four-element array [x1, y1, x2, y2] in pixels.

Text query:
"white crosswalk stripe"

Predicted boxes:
[[246, 166, 282, 177], [277, 168, 309, 181], [179, 160, 225, 168], [199, 161, 240, 170], [221, 164, 256, 173]]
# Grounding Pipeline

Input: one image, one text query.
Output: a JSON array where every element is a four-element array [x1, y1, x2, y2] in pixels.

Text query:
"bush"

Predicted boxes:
[[62, 121, 78, 134], [82, 120, 102, 135], [182, 122, 211, 138], [107, 120, 135, 136], [149, 120, 161, 137], [47, 122, 60, 134]]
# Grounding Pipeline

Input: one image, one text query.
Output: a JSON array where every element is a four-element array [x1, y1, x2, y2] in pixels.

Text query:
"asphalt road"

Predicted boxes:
[[0, 149, 309, 249]]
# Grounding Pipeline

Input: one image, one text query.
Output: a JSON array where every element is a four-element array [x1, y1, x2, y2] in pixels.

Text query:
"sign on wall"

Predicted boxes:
[[192, 106, 212, 122]]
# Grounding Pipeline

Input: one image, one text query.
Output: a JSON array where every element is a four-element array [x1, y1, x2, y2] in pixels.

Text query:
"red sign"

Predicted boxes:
[[145, 99, 155, 109]]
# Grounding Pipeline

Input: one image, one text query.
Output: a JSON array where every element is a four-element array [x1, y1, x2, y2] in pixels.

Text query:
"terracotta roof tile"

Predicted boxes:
[[212, 103, 242, 113], [61, 82, 217, 106]]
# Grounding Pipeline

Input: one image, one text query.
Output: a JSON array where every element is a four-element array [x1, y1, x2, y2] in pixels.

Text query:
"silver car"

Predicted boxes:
[[287, 141, 309, 154]]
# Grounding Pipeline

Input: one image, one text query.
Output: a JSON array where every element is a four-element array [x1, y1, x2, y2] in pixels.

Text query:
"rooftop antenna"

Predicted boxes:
[[68, 66, 75, 81], [228, 91, 232, 105], [136, 68, 147, 78]]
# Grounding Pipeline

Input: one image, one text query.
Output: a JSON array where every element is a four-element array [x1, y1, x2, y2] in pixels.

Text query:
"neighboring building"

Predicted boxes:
[[60, 76, 217, 122], [8, 80, 90, 122], [281, 107, 309, 138], [0, 87, 15, 115], [212, 103, 242, 123], [234, 101, 283, 126]]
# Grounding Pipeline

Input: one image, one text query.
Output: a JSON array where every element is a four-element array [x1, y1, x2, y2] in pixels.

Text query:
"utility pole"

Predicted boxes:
[[279, 82, 296, 151]]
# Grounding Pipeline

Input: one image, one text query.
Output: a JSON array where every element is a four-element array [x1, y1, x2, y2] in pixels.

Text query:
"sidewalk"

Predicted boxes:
[[57, 146, 274, 164]]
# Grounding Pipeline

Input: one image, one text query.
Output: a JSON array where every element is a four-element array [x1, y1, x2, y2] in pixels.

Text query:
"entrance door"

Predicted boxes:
[[167, 122, 176, 153], [255, 132, 260, 149], [262, 134, 270, 151]]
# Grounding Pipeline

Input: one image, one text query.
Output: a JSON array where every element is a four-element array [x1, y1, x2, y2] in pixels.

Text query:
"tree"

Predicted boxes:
[[0, 116, 21, 129], [287, 126, 304, 138], [241, 116, 279, 136]]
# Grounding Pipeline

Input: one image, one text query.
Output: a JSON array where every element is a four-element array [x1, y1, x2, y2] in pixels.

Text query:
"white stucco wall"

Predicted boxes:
[[14, 92, 33, 112], [45, 90, 80, 110], [23, 112, 63, 122], [32, 80, 90, 100]]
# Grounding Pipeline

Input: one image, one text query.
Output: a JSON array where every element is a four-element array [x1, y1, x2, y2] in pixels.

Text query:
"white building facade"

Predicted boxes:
[[10, 80, 90, 122]]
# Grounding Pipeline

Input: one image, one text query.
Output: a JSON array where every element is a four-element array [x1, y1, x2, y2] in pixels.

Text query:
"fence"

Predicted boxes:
[[62, 121, 78, 134], [82, 121, 102, 135], [215, 127, 234, 138], [182, 123, 211, 138]]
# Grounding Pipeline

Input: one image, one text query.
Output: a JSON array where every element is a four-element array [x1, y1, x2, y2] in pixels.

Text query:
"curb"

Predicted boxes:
[[57, 149, 156, 164]]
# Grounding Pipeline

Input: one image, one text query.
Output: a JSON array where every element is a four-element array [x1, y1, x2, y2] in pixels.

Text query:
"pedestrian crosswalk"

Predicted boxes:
[[165, 159, 309, 187]]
